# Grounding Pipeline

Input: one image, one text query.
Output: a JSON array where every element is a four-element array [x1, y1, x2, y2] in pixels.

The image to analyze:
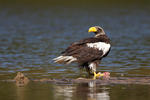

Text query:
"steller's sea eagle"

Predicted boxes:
[[53, 26, 111, 78]]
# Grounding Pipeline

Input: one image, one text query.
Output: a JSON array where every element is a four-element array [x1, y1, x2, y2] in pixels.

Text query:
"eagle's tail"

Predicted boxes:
[[53, 56, 77, 64]]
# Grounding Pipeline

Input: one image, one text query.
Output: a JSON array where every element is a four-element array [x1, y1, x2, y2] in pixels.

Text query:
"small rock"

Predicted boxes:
[[14, 72, 29, 87]]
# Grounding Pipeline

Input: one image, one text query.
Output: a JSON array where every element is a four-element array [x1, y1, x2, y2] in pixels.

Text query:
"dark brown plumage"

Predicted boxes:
[[61, 36, 110, 64]]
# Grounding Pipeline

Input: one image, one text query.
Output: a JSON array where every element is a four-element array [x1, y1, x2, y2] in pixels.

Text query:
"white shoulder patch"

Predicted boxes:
[[87, 42, 111, 56]]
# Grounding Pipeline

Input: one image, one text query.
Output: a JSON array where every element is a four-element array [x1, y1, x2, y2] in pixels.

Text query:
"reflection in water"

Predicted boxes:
[[88, 81, 110, 100], [16, 86, 26, 100], [54, 85, 75, 100], [1, 81, 150, 100], [54, 81, 110, 100]]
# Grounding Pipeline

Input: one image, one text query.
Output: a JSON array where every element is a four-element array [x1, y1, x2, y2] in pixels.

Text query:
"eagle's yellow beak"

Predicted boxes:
[[88, 27, 97, 33]]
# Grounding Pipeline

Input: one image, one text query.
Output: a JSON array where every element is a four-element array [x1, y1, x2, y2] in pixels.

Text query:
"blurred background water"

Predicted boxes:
[[0, 0, 150, 100]]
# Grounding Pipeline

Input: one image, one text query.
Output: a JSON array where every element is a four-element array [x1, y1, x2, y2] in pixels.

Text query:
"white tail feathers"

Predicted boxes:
[[53, 56, 77, 64]]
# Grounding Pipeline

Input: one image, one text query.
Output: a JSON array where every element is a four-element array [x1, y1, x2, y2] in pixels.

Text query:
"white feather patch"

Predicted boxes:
[[87, 42, 110, 56], [89, 62, 96, 72]]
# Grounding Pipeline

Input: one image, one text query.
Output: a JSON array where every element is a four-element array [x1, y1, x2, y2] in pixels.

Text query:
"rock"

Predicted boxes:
[[12, 72, 150, 85], [14, 72, 29, 87]]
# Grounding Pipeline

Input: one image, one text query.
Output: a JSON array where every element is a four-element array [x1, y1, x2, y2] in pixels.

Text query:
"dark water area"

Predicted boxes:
[[0, 0, 150, 100]]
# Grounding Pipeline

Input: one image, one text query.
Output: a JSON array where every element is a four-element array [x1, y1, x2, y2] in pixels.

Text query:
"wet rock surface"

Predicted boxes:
[[11, 72, 150, 86]]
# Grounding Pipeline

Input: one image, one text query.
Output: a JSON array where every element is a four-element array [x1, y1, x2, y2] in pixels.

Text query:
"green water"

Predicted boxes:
[[0, 0, 150, 100]]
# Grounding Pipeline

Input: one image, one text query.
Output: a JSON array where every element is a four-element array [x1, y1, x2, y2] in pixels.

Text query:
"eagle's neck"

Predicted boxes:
[[94, 31, 105, 38], [94, 34, 110, 44], [95, 34, 105, 38], [95, 33, 101, 37]]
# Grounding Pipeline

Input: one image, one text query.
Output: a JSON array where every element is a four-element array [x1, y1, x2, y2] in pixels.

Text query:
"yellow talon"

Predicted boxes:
[[93, 72, 104, 79]]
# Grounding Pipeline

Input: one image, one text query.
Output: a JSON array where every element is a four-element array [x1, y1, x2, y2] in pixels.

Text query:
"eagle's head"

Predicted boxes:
[[88, 26, 105, 37]]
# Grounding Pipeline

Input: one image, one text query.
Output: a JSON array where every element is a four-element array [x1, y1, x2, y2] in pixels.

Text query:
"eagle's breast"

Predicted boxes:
[[86, 42, 111, 56]]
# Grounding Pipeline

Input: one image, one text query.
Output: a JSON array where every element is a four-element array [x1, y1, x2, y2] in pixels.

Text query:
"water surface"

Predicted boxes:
[[0, 1, 150, 100]]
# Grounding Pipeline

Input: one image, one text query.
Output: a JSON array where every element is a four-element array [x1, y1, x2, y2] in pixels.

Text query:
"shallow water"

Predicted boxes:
[[0, 1, 150, 100], [1, 81, 150, 100]]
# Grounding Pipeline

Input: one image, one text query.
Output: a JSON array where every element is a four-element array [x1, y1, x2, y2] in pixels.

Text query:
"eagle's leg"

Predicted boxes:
[[88, 62, 97, 74], [88, 61, 102, 79]]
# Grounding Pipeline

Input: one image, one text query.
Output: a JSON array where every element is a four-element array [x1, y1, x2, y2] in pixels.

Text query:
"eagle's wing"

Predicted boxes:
[[68, 46, 103, 64], [61, 37, 101, 54], [54, 37, 109, 64]]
